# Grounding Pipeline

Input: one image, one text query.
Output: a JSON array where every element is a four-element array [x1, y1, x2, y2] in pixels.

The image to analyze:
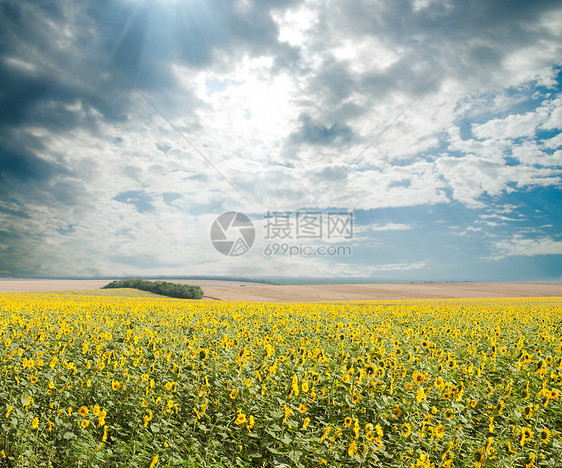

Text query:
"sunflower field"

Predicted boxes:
[[0, 293, 561, 467]]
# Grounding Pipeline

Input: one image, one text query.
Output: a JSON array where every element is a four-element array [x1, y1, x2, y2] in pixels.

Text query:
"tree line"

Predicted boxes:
[[101, 279, 204, 299]]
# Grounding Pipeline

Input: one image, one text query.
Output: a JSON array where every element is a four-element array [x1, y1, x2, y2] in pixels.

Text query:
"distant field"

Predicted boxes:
[[48, 288, 164, 298], [1, 279, 561, 301]]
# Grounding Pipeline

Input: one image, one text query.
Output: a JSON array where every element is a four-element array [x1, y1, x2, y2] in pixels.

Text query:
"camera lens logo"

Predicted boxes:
[[210, 212, 255, 256]]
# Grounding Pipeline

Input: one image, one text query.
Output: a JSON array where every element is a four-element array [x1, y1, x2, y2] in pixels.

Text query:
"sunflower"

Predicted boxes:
[[31, 417, 39, 429], [365, 430, 375, 441], [415, 387, 427, 403], [343, 416, 353, 428], [540, 428, 551, 443], [434, 377, 445, 390], [520, 427, 533, 446], [537, 360, 545, 371], [319, 426, 331, 442], [80, 419, 90, 428], [365, 365, 375, 376], [234, 412, 247, 425], [111, 380, 121, 391], [149, 454, 159, 468], [302, 417, 310, 429], [444, 409, 454, 419], [229, 389, 238, 399], [413, 371, 425, 385], [246, 415, 255, 430], [30, 376, 38, 384], [525, 453, 536, 468], [78, 406, 89, 417], [474, 448, 485, 466], [435, 424, 445, 438], [352, 393, 361, 404], [282, 405, 292, 424], [299, 404, 307, 414], [401, 422, 412, 437]]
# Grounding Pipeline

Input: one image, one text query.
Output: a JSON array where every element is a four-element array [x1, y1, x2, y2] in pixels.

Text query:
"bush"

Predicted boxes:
[[101, 279, 204, 299]]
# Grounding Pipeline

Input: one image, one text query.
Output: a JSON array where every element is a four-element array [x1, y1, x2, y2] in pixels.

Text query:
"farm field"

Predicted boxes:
[[1, 279, 562, 302], [0, 293, 561, 467]]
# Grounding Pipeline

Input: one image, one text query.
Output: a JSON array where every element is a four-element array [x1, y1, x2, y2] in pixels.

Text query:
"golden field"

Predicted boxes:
[[0, 293, 560, 467]]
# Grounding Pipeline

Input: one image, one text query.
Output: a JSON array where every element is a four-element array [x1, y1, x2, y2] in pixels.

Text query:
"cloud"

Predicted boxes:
[[371, 261, 429, 272], [357, 223, 412, 232], [0, 0, 560, 279], [288, 114, 354, 147], [489, 235, 562, 260]]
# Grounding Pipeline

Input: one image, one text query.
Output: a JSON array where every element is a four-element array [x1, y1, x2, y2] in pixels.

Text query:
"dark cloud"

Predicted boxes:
[[291, 114, 354, 145], [0, 205, 30, 220], [86, 0, 300, 79], [299, 0, 562, 127], [0, 144, 59, 181], [56, 224, 76, 235], [309, 57, 357, 105]]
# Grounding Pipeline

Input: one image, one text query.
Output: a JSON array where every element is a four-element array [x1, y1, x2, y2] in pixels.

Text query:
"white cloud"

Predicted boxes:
[[366, 223, 412, 232], [489, 236, 562, 260], [371, 261, 429, 272], [472, 110, 542, 140]]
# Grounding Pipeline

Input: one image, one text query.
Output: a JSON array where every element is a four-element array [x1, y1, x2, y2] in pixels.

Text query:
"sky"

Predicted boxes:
[[0, 0, 561, 281]]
